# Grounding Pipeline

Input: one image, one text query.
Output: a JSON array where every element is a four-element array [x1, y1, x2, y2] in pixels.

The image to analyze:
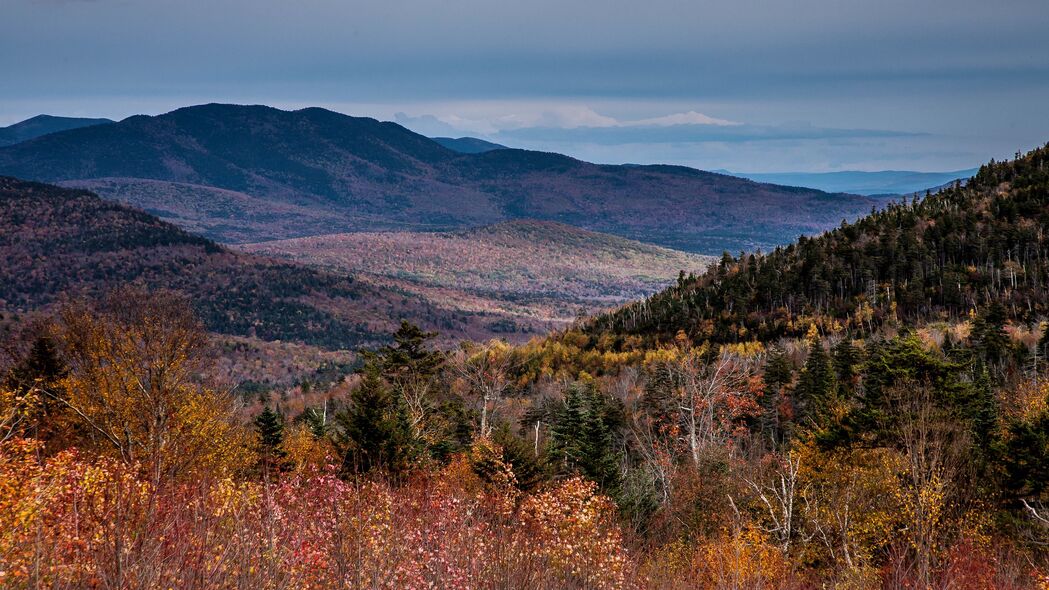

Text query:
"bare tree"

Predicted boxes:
[[447, 339, 517, 437], [740, 451, 804, 553], [890, 381, 969, 588], [654, 348, 760, 467]]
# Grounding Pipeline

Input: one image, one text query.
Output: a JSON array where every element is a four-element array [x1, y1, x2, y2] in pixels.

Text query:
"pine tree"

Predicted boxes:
[[334, 365, 418, 476], [548, 382, 624, 495], [254, 406, 287, 469], [795, 331, 837, 432]]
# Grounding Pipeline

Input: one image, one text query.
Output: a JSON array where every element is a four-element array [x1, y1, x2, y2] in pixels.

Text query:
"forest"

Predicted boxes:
[[3, 147, 1049, 589]]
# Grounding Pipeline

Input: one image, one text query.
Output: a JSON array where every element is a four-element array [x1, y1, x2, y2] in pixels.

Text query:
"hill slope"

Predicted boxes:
[[0, 177, 496, 349], [239, 220, 714, 329], [588, 146, 1049, 345], [0, 115, 114, 147], [0, 103, 877, 253]]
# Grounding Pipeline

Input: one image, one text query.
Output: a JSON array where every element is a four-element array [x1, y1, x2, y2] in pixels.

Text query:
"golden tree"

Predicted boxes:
[[52, 287, 249, 483]]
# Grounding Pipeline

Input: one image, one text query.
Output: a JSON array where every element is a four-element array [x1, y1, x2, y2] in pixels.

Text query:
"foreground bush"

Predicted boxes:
[[0, 437, 630, 589]]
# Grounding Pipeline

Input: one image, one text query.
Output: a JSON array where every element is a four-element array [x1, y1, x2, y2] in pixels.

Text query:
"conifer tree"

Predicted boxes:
[[795, 330, 837, 432], [760, 346, 793, 445], [549, 381, 624, 495], [254, 406, 287, 468], [334, 365, 418, 476]]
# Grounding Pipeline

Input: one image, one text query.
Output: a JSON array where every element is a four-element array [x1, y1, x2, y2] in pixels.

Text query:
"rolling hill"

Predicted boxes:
[[0, 103, 879, 253], [0, 176, 504, 349], [0, 115, 114, 147], [587, 145, 1049, 346], [239, 220, 714, 329]]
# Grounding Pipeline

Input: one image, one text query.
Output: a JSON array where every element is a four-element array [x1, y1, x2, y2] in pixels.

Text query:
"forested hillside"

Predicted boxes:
[[589, 145, 1049, 346], [0, 177, 491, 348], [239, 220, 713, 329]]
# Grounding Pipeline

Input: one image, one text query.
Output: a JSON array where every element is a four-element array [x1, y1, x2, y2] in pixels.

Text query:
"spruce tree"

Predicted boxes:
[[254, 406, 287, 471], [334, 365, 418, 476], [760, 347, 793, 445], [375, 321, 443, 386], [972, 302, 1010, 367], [795, 331, 837, 432], [549, 382, 624, 496]]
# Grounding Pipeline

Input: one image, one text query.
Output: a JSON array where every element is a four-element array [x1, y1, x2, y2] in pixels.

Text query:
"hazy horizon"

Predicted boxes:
[[5, 0, 1048, 172]]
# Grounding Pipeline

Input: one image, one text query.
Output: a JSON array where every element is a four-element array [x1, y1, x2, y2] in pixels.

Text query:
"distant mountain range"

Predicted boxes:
[[732, 169, 979, 196], [0, 103, 880, 253], [430, 136, 507, 153], [0, 115, 113, 147]]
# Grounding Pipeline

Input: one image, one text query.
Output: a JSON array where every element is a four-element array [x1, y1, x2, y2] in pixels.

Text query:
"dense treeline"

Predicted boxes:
[[3, 287, 1048, 587], [589, 145, 1049, 346]]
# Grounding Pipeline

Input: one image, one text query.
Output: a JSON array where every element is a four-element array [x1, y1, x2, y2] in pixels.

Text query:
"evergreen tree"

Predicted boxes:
[[5, 335, 68, 443], [334, 365, 418, 476], [253, 406, 287, 469], [794, 332, 837, 432], [548, 381, 624, 495], [971, 302, 1010, 367], [5, 335, 67, 392], [759, 346, 793, 445], [969, 361, 998, 449], [832, 339, 862, 394], [374, 321, 444, 386], [472, 423, 547, 491]]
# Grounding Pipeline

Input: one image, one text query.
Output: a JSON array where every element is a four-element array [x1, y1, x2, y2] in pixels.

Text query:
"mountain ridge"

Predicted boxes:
[[0, 176, 505, 349], [585, 145, 1049, 346], [0, 103, 879, 253], [0, 114, 114, 147]]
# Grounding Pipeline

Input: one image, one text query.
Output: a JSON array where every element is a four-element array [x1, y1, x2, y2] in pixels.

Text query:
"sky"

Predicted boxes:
[[3, 0, 1048, 172]]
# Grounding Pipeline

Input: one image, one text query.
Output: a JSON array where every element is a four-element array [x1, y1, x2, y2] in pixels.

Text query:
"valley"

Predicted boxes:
[[238, 219, 714, 329]]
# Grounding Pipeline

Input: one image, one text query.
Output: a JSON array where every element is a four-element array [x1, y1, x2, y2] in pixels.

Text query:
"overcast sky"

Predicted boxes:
[[4, 0, 1048, 172]]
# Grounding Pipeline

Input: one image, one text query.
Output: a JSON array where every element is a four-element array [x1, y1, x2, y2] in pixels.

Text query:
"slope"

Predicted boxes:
[[588, 145, 1049, 345], [239, 220, 714, 329], [0, 177, 495, 349], [0, 115, 114, 147]]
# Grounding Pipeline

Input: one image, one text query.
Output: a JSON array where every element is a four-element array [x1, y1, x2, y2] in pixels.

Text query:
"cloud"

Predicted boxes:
[[627, 111, 739, 127], [393, 105, 743, 138], [491, 121, 922, 145]]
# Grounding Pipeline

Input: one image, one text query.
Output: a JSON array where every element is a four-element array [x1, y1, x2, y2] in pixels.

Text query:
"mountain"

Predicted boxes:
[[588, 146, 1049, 345], [0, 176, 501, 349], [733, 168, 980, 196], [0, 103, 878, 253], [431, 136, 507, 153], [239, 219, 714, 330], [0, 115, 114, 147]]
